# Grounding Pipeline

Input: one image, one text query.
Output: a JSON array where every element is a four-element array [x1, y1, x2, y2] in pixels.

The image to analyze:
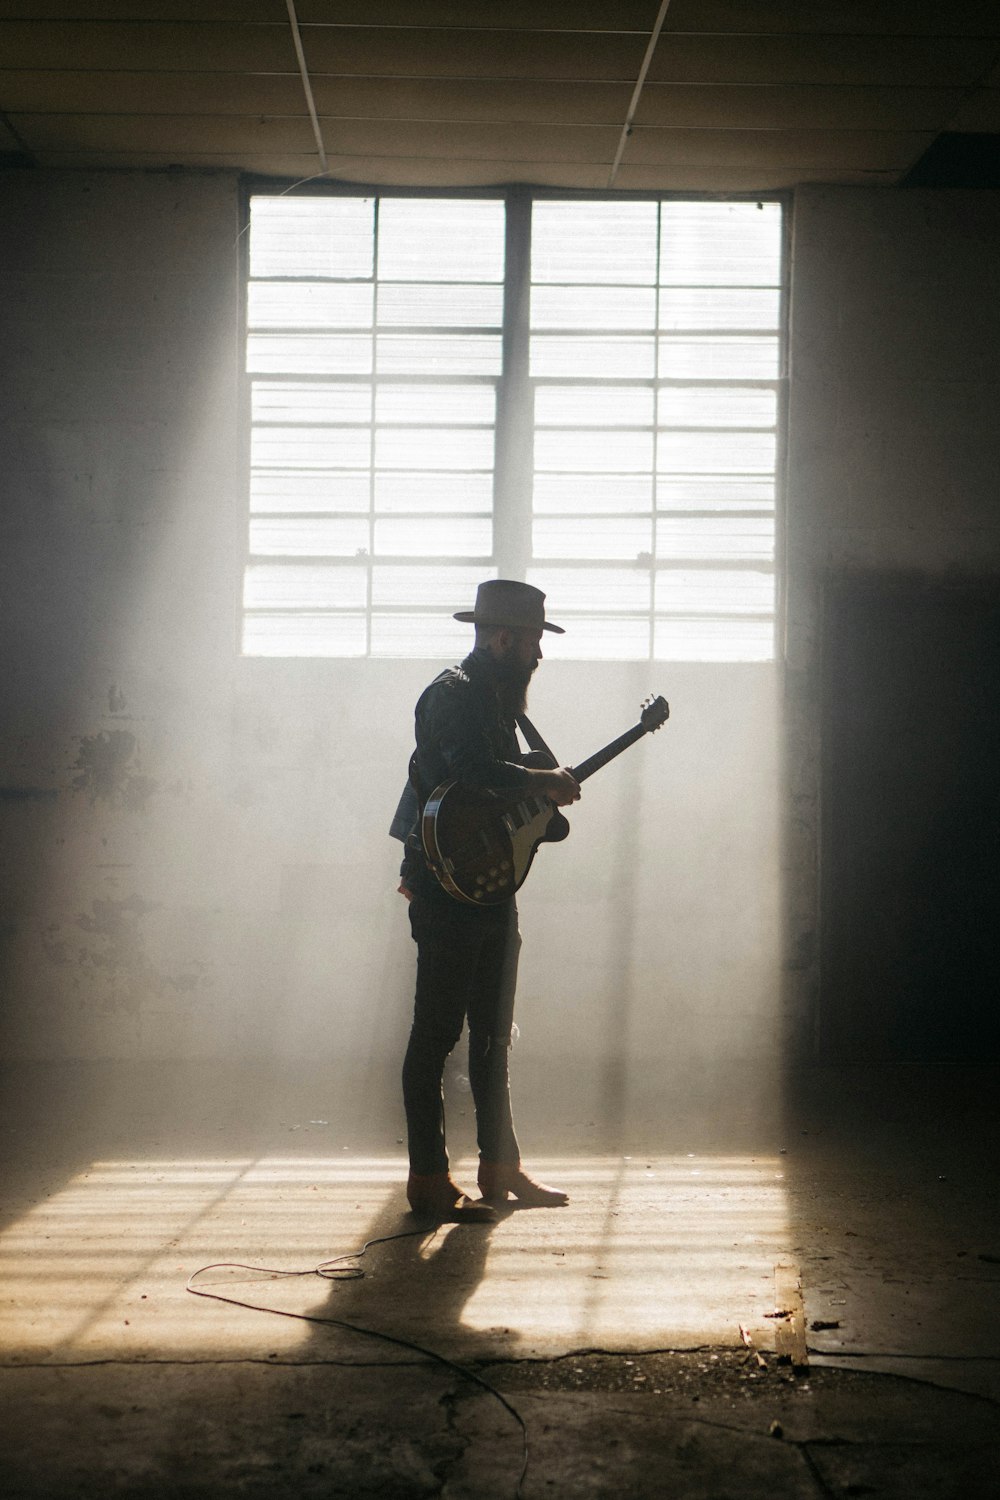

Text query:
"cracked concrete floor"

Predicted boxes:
[[1, 1061, 998, 1498]]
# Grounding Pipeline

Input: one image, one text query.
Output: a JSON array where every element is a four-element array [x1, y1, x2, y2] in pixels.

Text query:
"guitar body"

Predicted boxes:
[[422, 755, 569, 906], [420, 696, 668, 905]]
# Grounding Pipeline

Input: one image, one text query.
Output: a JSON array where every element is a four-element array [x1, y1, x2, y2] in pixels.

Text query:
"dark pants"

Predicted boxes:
[[402, 894, 521, 1177]]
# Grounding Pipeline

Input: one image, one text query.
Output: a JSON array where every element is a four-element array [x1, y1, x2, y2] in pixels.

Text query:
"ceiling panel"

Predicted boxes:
[[13, 0, 992, 37], [6, 21, 990, 87], [13, 113, 318, 156], [2, 2, 999, 187], [13, 114, 623, 165], [614, 163, 901, 191], [0, 72, 636, 124], [644, 34, 995, 88], [636, 84, 966, 132], [0, 2, 663, 27], [661, 0, 1000, 35], [629, 127, 931, 171], [0, 71, 306, 116], [0, 22, 649, 78], [0, 22, 295, 72], [296, 29, 650, 80]]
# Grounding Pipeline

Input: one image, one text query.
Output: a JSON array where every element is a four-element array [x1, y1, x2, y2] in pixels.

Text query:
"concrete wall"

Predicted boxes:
[[1, 172, 245, 1059], [14, 170, 956, 1078], [784, 186, 1000, 1048]]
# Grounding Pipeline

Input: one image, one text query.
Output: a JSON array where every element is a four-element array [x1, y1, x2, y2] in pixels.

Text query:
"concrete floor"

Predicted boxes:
[[1, 1060, 998, 1498]]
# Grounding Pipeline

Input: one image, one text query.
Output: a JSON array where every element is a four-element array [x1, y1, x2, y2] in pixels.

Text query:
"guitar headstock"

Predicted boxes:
[[640, 695, 670, 732]]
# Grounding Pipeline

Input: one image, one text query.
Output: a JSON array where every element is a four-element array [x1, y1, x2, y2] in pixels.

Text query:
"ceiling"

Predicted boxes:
[[3, 1, 1000, 190]]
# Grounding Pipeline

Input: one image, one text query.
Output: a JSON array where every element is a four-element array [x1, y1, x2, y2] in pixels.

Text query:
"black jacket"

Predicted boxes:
[[394, 649, 532, 901], [413, 649, 531, 801]]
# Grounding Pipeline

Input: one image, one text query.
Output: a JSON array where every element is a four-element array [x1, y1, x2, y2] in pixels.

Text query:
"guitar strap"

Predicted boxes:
[[516, 713, 558, 763], [391, 715, 557, 844]]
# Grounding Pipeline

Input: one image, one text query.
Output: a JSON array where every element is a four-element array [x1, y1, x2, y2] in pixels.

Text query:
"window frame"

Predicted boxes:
[[237, 178, 790, 664]]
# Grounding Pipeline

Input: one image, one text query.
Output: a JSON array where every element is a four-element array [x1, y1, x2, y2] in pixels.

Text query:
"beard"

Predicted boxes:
[[494, 650, 537, 720]]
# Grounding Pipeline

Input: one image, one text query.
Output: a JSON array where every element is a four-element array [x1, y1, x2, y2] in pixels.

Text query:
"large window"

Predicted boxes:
[[242, 191, 784, 661]]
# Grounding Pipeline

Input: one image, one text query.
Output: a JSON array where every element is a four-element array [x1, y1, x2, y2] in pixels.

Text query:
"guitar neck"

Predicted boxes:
[[570, 721, 649, 785]]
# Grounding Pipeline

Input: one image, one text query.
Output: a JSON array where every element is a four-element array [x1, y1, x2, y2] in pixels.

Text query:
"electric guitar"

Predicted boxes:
[[421, 696, 669, 904]]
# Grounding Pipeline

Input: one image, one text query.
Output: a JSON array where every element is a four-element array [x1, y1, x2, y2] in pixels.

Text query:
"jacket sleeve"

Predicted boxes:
[[419, 677, 532, 792]]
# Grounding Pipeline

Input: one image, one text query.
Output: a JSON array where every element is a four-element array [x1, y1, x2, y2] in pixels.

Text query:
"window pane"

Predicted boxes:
[[658, 387, 777, 429], [372, 564, 496, 608], [531, 285, 656, 331], [658, 288, 780, 331], [527, 566, 651, 613], [534, 517, 652, 561], [248, 196, 374, 279], [375, 516, 492, 556], [377, 199, 505, 282], [251, 427, 371, 469], [659, 202, 783, 287], [243, 613, 367, 657], [532, 201, 657, 284], [534, 430, 654, 473], [370, 614, 471, 658], [376, 334, 502, 375], [374, 427, 494, 470], [375, 471, 493, 514], [657, 476, 774, 511], [251, 471, 370, 514], [247, 333, 372, 375], [531, 335, 655, 379], [654, 616, 774, 663], [534, 473, 652, 515], [376, 384, 495, 425], [248, 282, 373, 329], [252, 382, 372, 424], [655, 568, 773, 614], [656, 516, 776, 561], [243, 564, 367, 610], [659, 335, 780, 379], [657, 430, 776, 473], [377, 283, 503, 327], [535, 385, 654, 427], [543, 615, 651, 660], [249, 517, 369, 556]]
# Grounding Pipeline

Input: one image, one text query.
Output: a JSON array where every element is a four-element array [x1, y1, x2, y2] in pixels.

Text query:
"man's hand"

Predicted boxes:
[[532, 767, 581, 806]]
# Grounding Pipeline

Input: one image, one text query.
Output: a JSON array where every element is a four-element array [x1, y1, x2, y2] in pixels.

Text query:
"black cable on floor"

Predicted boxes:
[[187, 1229, 529, 1498]]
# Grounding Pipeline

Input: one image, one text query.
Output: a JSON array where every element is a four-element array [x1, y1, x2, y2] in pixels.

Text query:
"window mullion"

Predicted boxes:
[[651, 201, 662, 662], [367, 195, 380, 658], [494, 186, 533, 581]]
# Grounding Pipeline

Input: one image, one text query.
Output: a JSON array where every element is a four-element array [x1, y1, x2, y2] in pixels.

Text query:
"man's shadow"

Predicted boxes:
[[297, 1185, 524, 1369]]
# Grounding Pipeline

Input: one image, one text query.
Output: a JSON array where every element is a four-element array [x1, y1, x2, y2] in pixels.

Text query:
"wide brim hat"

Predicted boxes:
[[454, 579, 564, 634]]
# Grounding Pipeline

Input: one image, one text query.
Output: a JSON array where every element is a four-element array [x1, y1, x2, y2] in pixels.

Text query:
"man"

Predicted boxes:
[[395, 580, 581, 1223]]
